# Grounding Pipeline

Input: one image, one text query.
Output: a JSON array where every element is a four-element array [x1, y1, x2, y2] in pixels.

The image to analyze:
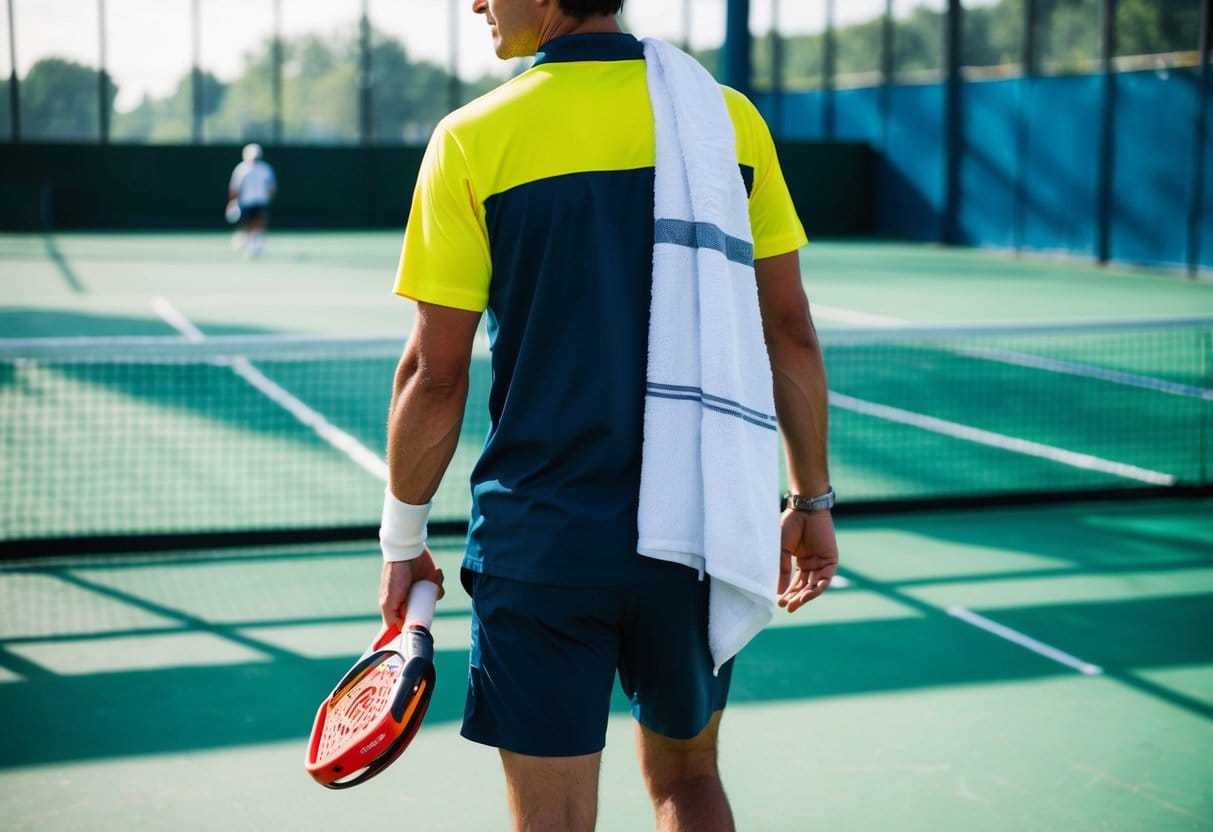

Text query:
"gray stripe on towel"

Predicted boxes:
[[655, 218, 755, 266], [646, 382, 777, 431]]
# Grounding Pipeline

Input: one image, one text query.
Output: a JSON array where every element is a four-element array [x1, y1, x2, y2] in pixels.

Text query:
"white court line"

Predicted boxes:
[[963, 347, 1213, 400], [812, 304, 905, 327], [151, 296, 206, 343], [814, 304, 1210, 399], [829, 391, 1176, 486], [947, 606, 1104, 676], [151, 296, 389, 483]]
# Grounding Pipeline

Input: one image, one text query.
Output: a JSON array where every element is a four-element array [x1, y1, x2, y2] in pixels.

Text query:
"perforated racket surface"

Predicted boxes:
[[305, 579, 438, 789]]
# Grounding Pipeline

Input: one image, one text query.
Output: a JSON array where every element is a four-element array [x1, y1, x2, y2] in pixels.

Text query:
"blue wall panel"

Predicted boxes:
[[766, 67, 1207, 271], [1020, 74, 1102, 258], [958, 78, 1020, 249], [1110, 69, 1199, 270], [755, 90, 825, 139], [877, 84, 945, 241], [833, 86, 882, 144], [1203, 73, 1213, 271]]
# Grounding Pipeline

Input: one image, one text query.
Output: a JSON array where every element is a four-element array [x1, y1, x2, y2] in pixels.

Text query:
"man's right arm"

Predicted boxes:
[[386, 301, 479, 503], [755, 250, 839, 613], [378, 300, 480, 626]]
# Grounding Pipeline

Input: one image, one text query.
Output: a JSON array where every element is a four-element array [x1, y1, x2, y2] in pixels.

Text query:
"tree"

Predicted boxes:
[[20, 58, 115, 141], [112, 70, 226, 143], [1117, 0, 1202, 58]]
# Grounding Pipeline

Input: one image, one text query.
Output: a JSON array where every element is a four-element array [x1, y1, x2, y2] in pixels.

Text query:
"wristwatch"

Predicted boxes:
[[782, 487, 836, 512]]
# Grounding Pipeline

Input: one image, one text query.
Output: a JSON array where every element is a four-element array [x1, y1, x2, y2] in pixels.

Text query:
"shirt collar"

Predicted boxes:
[[532, 32, 644, 67]]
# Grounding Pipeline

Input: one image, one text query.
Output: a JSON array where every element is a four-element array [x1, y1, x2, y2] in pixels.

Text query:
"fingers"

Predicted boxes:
[[381, 549, 447, 627], [778, 570, 832, 613], [778, 547, 794, 596], [379, 560, 414, 627], [410, 550, 445, 593], [777, 508, 839, 613], [777, 554, 839, 613]]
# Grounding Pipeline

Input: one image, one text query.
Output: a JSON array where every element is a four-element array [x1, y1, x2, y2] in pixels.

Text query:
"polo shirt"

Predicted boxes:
[[395, 32, 807, 587]]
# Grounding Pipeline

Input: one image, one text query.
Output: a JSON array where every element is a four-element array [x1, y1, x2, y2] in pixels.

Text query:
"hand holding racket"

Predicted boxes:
[[305, 578, 440, 789]]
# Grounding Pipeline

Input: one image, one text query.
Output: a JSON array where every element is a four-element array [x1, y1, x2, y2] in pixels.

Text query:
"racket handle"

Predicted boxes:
[[366, 579, 441, 654], [404, 579, 440, 630]]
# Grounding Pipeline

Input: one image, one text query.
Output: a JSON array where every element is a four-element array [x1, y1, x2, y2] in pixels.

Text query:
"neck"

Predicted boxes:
[[537, 14, 621, 50]]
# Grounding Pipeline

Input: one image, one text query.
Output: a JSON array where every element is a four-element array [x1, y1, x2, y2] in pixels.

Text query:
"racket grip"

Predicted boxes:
[[404, 579, 440, 630]]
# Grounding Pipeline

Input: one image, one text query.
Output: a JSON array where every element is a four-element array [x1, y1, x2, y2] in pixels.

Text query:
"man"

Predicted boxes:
[[228, 143, 277, 256], [377, 1, 838, 830]]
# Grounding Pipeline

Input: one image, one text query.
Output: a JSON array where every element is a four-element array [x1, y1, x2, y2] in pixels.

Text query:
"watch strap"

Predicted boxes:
[[782, 487, 836, 512]]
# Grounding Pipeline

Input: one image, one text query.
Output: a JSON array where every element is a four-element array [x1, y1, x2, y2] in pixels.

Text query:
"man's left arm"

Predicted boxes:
[[755, 250, 839, 613], [378, 300, 481, 626]]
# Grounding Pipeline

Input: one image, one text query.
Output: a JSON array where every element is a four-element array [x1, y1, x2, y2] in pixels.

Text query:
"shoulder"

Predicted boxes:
[[718, 84, 775, 166], [436, 71, 538, 140], [719, 85, 768, 133], [423, 70, 545, 184]]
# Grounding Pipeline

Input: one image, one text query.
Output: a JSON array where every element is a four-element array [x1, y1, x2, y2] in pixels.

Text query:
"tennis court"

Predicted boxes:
[[2, 232, 1212, 830]]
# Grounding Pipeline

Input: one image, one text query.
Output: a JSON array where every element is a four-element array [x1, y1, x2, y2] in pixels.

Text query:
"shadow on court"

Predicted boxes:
[[3, 499, 1212, 769]]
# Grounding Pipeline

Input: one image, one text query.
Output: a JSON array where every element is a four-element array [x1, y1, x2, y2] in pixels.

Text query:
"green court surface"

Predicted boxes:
[[4, 232, 1212, 337], [1, 500, 1211, 831], [2, 233, 1212, 829], [3, 232, 1212, 541]]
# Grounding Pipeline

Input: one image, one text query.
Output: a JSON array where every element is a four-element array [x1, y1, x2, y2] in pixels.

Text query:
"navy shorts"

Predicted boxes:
[[461, 571, 734, 757], [238, 203, 267, 223]]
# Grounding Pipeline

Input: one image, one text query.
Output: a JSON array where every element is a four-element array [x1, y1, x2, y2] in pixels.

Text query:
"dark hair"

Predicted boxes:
[[558, 0, 624, 21]]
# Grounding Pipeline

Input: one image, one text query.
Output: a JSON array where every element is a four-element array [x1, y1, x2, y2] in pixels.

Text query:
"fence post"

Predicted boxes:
[[1188, 0, 1211, 276], [7, 0, 19, 141], [943, 0, 963, 244], [1095, 0, 1117, 264], [1013, 0, 1037, 251], [722, 0, 751, 98], [272, 0, 283, 143], [97, 0, 109, 143], [823, 0, 835, 139]]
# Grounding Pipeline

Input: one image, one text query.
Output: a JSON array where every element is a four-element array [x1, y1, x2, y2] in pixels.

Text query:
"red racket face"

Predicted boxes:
[[305, 627, 436, 788], [314, 652, 406, 769]]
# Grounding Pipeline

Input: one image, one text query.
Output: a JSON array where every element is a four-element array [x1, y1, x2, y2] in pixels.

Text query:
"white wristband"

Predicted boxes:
[[379, 488, 432, 562]]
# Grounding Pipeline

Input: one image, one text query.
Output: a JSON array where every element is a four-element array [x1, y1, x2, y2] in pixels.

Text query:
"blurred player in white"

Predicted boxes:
[[228, 143, 277, 257]]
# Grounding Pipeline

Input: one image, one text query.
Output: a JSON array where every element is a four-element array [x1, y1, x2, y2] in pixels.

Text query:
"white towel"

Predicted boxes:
[[638, 38, 781, 673]]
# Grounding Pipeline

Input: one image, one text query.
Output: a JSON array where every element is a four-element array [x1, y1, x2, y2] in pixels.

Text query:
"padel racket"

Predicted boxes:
[[224, 199, 241, 224], [305, 579, 439, 789]]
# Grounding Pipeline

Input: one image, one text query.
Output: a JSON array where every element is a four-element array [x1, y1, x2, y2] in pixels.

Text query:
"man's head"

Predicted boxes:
[[242, 143, 263, 162], [472, 0, 623, 60]]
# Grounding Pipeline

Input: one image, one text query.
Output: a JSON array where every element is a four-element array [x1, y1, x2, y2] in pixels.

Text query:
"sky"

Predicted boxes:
[[2, 0, 965, 112]]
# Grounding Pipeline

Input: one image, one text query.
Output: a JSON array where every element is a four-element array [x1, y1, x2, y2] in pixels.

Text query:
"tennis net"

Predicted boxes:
[[2, 317, 1210, 554]]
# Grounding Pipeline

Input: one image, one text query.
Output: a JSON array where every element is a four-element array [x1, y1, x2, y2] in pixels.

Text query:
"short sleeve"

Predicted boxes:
[[394, 124, 492, 312], [725, 91, 808, 260]]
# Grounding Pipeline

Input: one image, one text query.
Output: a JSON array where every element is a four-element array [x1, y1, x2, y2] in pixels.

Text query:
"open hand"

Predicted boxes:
[[777, 509, 839, 613]]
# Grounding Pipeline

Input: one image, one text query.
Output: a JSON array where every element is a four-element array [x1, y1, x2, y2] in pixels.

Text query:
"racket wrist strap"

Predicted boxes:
[[380, 488, 431, 562]]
